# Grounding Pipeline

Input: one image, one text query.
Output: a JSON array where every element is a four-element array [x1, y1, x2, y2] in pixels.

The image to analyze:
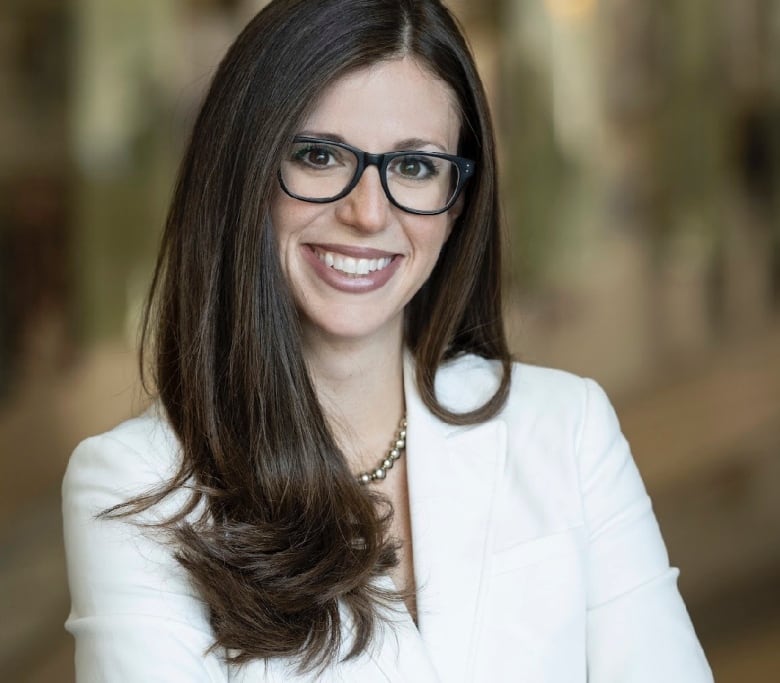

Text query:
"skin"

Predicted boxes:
[[270, 56, 463, 621]]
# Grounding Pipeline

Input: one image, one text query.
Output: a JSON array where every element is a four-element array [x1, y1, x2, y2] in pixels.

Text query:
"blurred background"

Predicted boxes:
[[1, 0, 778, 680]]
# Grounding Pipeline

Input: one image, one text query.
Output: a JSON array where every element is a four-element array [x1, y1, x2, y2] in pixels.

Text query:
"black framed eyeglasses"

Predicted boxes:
[[278, 136, 475, 215]]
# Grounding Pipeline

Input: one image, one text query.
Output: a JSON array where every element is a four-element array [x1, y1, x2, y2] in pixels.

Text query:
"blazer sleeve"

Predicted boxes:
[[62, 432, 229, 683], [578, 379, 713, 683]]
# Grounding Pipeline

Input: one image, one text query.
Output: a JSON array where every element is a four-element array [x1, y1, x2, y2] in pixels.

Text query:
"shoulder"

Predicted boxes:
[[435, 352, 606, 424], [63, 404, 183, 521], [436, 355, 637, 538], [435, 354, 622, 483], [62, 408, 227, 680]]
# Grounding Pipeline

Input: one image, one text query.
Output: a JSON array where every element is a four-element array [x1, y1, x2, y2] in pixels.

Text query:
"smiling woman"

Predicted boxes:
[[61, 1, 713, 682]]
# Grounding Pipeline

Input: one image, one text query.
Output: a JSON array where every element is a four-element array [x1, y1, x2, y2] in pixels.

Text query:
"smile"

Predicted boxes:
[[314, 248, 394, 277]]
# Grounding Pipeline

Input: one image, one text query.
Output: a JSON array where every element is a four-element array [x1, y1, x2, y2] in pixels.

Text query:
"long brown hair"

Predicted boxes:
[[116, 0, 511, 672]]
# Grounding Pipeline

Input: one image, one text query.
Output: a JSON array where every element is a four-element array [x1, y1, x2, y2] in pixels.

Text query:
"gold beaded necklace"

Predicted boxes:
[[356, 416, 407, 485]]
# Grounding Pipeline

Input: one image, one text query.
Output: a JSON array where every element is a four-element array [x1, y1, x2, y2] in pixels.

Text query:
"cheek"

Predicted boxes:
[[447, 196, 464, 235], [268, 200, 304, 288], [408, 223, 452, 283], [427, 218, 455, 256], [269, 197, 322, 251], [269, 195, 296, 243]]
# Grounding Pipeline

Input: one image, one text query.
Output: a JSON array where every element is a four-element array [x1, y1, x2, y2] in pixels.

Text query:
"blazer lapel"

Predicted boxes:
[[404, 357, 507, 683]]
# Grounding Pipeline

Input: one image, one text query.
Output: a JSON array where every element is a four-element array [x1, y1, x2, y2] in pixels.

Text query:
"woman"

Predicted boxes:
[[63, 0, 713, 681]]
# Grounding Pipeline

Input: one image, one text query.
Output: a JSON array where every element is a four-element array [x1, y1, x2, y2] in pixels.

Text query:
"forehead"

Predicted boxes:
[[300, 57, 461, 152]]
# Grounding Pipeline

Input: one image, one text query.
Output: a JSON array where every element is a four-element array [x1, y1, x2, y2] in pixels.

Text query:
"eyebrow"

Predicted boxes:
[[297, 131, 449, 153], [395, 137, 448, 153]]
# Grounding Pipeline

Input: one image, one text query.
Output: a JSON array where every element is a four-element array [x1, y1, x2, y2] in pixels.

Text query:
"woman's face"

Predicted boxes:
[[271, 57, 462, 348]]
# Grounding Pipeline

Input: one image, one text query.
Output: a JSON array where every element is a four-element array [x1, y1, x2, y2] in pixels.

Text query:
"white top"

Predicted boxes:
[[63, 355, 714, 682]]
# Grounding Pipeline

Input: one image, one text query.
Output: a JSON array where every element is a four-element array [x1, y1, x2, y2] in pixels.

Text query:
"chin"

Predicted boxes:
[[302, 310, 402, 345]]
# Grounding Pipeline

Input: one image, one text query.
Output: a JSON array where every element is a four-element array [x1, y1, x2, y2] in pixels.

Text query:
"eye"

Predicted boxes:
[[291, 143, 342, 169], [391, 155, 439, 180]]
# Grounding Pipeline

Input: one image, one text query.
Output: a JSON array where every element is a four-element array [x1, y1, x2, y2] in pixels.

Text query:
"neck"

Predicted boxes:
[[302, 326, 406, 472]]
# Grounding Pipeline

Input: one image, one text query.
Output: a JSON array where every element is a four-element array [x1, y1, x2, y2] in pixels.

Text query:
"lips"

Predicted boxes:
[[303, 243, 402, 293]]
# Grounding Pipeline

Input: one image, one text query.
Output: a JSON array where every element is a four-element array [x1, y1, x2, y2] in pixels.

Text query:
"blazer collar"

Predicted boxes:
[[403, 353, 507, 683]]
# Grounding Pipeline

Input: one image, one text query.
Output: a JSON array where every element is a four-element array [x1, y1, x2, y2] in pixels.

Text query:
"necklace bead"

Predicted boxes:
[[357, 416, 407, 485]]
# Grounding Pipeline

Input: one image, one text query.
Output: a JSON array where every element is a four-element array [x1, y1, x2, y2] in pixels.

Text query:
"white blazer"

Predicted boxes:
[[63, 355, 713, 682]]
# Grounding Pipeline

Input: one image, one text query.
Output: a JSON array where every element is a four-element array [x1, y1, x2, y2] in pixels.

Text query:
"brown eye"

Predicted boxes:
[[304, 149, 331, 166], [391, 155, 438, 180], [291, 143, 341, 169]]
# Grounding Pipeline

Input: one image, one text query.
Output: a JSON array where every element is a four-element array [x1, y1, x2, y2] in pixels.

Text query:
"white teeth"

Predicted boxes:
[[315, 249, 393, 276]]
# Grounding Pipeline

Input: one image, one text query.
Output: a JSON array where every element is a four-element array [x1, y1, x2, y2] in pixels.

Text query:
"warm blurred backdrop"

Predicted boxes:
[[1, 0, 778, 680]]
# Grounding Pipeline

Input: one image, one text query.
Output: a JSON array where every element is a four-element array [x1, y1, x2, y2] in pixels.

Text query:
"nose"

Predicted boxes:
[[334, 166, 390, 233]]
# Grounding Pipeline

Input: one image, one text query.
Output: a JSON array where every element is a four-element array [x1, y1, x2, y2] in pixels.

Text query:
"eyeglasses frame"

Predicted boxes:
[[278, 136, 476, 216]]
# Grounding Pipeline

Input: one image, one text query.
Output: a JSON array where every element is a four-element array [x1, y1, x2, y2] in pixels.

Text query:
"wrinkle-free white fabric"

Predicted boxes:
[[62, 356, 714, 682]]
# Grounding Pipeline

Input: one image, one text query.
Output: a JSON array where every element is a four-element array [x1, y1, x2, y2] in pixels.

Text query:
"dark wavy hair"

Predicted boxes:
[[114, 0, 511, 672]]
